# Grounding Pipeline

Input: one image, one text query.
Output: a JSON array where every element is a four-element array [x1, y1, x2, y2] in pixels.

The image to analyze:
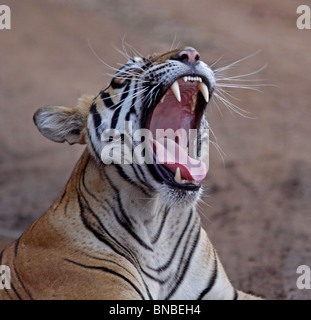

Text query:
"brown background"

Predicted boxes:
[[0, 0, 311, 299]]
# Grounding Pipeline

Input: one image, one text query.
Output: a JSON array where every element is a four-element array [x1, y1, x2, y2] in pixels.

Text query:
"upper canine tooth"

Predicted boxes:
[[171, 81, 181, 102], [174, 167, 182, 183], [198, 82, 209, 103]]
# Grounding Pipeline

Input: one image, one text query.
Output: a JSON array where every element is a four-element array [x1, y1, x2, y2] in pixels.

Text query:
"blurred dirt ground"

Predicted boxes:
[[1, 0, 311, 300]]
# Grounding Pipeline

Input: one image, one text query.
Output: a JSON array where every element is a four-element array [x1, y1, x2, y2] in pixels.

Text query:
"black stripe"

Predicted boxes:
[[233, 288, 238, 300], [78, 183, 150, 285], [101, 169, 135, 230], [100, 91, 115, 109], [125, 105, 137, 121], [110, 105, 122, 130], [64, 258, 146, 300], [80, 156, 103, 203], [197, 126, 202, 158], [14, 237, 20, 257], [78, 193, 135, 264], [140, 268, 168, 285], [148, 208, 193, 272], [52, 180, 69, 213], [106, 190, 134, 230], [10, 282, 23, 300], [115, 165, 150, 197], [125, 81, 138, 121], [151, 205, 170, 244], [86, 128, 102, 163], [101, 82, 131, 111], [165, 223, 201, 300], [110, 79, 128, 89], [105, 200, 153, 251], [146, 164, 163, 183], [132, 163, 155, 192], [77, 192, 154, 300], [197, 251, 218, 300], [78, 159, 134, 260], [13, 239, 33, 299], [90, 103, 102, 139], [77, 166, 136, 260], [117, 82, 131, 107], [81, 253, 139, 281], [77, 162, 156, 298]]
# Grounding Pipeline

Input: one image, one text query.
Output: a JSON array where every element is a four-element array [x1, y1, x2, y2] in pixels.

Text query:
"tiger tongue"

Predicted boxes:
[[152, 138, 207, 182]]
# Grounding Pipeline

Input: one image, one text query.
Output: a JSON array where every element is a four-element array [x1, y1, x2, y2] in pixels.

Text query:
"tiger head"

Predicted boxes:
[[34, 47, 215, 206]]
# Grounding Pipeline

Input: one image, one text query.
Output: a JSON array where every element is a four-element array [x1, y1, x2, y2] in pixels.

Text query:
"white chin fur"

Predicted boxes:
[[159, 183, 202, 208]]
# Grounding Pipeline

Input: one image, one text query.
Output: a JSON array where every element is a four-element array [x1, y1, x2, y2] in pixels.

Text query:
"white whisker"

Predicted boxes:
[[210, 96, 224, 117], [209, 127, 226, 165], [217, 84, 265, 93], [216, 87, 242, 102], [214, 92, 255, 119], [216, 64, 267, 81], [104, 73, 149, 84], [213, 50, 261, 74], [209, 55, 224, 68], [106, 87, 148, 102], [169, 34, 180, 51], [87, 39, 125, 73]]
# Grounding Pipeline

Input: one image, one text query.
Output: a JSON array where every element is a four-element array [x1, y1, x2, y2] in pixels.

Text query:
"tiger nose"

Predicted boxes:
[[177, 48, 200, 63]]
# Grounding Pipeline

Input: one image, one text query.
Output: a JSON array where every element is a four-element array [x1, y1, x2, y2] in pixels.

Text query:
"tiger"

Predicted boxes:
[[0, 46, 262, 300]]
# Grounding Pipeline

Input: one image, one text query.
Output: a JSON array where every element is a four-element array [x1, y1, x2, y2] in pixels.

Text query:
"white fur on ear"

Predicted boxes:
[[34, 105, 87, 145]]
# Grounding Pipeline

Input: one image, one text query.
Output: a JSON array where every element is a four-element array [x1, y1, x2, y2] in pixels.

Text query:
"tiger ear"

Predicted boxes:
[[33, 95, 94, 145]]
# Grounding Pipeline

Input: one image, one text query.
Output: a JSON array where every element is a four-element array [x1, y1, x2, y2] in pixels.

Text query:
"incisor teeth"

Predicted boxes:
[[182, 76, 202, 83], [198, 82, 209, 103], [174, 167, 182, 183], [171, 81, 181, 102]]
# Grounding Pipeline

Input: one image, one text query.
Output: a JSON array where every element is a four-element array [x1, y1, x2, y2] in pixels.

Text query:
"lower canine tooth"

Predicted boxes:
[[160, 94, 166, 103], [174, 167, 182, 183], [171, 81, 181, 102], [198, 82, 209, 103]]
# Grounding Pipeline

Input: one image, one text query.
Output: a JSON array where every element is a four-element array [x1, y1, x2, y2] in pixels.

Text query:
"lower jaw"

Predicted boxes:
[[158, 180, 203, 207], [151, 161, 201, 192]]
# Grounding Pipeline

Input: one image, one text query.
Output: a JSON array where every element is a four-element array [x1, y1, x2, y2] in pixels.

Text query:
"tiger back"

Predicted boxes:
[[0, 47, 261, 300]]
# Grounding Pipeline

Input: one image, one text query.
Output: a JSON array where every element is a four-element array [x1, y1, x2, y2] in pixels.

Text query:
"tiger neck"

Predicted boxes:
[[72, 150, 201, 265]]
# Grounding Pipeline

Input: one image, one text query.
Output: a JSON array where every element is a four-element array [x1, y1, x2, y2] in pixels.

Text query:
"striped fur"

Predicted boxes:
[[0, 47, 261, 300]]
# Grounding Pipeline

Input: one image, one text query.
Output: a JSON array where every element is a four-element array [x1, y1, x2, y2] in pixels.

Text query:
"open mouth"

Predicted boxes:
[[145, 75, 210, 191]]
